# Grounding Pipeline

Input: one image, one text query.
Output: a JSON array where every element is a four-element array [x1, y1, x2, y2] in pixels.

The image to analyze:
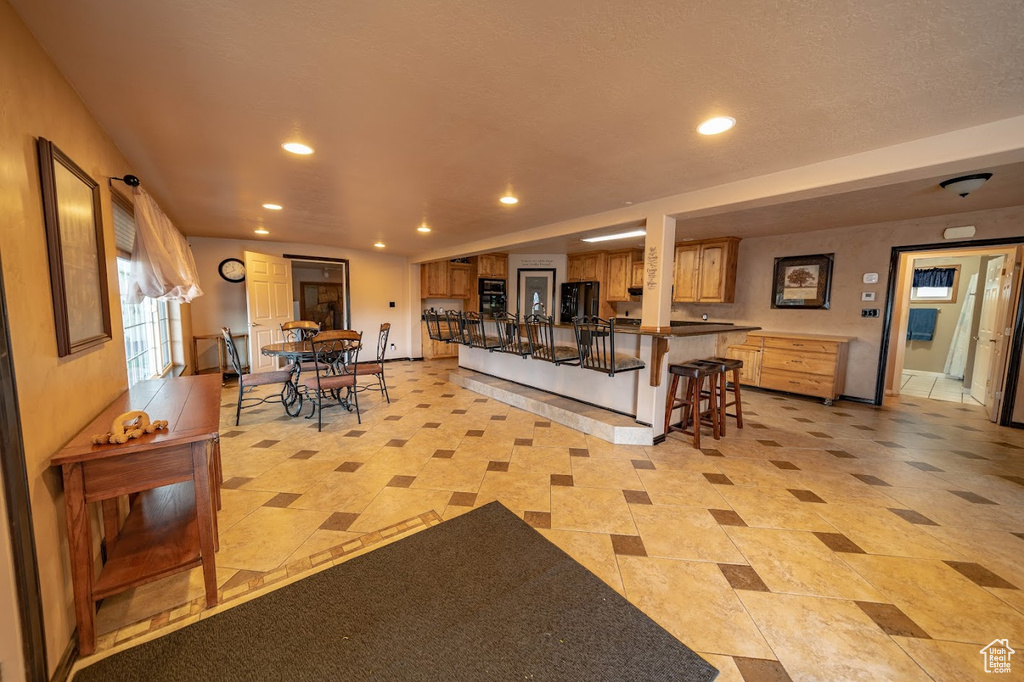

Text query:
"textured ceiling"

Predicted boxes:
[[11, 0, 1024, 255]]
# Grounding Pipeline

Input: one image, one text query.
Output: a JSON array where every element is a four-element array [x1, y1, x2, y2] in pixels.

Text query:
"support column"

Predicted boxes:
[[640, 215, 676, 332]]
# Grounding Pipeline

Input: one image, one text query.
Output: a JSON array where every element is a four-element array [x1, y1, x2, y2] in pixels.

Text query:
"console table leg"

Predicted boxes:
[[192, 442, 219, 607], [62, 463, 96, 655]]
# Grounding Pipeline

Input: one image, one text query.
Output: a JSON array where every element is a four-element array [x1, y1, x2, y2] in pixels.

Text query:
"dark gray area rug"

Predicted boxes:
[[76, 502, 718, 681]]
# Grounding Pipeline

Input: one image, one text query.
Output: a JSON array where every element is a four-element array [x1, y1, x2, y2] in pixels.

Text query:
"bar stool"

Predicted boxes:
[[664, 362, 720, 449], [710, 357, 744, 436]]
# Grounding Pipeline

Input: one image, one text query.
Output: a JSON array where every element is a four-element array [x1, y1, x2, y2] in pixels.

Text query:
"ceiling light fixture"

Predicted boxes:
[[697, 116, 736, 135], [500, 195, 518, 205], [262, 203, 283, 210], [581, 229, 647, 243], [939, 172, 992, 198], [254, 227, 270, 235], [282, 142, 314, 155], [374, 242, 386, 248], [417, 223, 431, 233]]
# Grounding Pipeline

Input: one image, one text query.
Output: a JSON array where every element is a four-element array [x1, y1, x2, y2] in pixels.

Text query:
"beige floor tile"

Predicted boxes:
[[693, 653, 744, 682], [217, 488, 279, 532], [631, 504, 746, 563], [240, 458, 340, 494], [96, 567, 238, 635], [508, 445, 573, 475], [532, 423, 589, 448], [716, 486, 838, 532], [537, 529, 624, 595], [346, 486, 451, 533], [357, 446, 435, 477], [217, 506, 331, 573], [813, 503, 964, 559], [550, 486, 637, 535], [841, 553, 1024, 645], [570, 458, 643, 490], [725, 526, 885, 601], [290, 471, 393, 513], [895, 637, 996, 681], [220, 447, 295, 479], [474, 471, 552, 515], [635, 470, 730, 508], [618, 556, 774, 659], [410, 458, 489, 492], [738, 591, 932, 681], [285, 529, 363, 564]]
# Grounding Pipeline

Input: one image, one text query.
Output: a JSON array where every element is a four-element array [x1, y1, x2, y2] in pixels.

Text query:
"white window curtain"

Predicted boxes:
[[127, 187, 203, 304]]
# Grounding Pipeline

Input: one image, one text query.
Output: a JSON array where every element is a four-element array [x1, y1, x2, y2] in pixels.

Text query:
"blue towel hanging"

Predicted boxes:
[[907, 308, 938, 341]]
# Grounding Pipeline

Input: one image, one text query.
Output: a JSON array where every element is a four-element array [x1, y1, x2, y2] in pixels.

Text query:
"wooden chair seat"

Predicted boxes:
[[302, 372, 357, 390], [241, 365, 295, 387]]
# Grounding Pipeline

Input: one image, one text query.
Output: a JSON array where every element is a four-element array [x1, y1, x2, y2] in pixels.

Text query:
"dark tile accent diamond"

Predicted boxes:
[[792, 417, 813, 423], [888, 508, 938, 526], [222, 477, 253, 489], [490, 415, 507, 421], [569, 448, 590, 458], [535, 421, 551, 427], [452, 409, 468, 415], [808, 432, 834, 439], [993, 440, 1023, 449], [416, 403, 431, 409], [252, 439, 279, 448], [384, 415, 402, 421], [610, 535, 647, 557], [948, 490, 997, 505], [917, 432, 941, 440], [523, 511, 551, 529], [344, 430, 366, 438], [1013, 532, 1024, 542], [335, 462, 362, 473], [432, 449, 455, 459], [813, 532, 866, 554], [771, 460, 800, 470], [718, 564, 770, 592], [385, 439, 407, 447], [855, 602, 931, 639], [387, 475, 416, 488], [632, 460, 656, 470], [703, 472, 734, 485], [441, 393, 455, 398], [487, 461, 510, 472], [448, 492, 477, 507], [1000, 475, 1024, 487], [514, 438, 533, 446], [944, 561, 1018, 589], [474, 398, 488, 403], [732, 657, 793, 682], [701, 448, 724, 457], [852, 425, 877, 432], [320, 512, 360, 532], [851, 474, 891, 487], [906, 461, 943, 472], [623, 490, 653, 505], [757, 440, 781, 447], [788, 489, 826, 503], [749, 423, 769, 429], [708, 509, 747, 527], [423, 422, 441, 429], [954, 450, 987, 460], [466, 430, 485, 437], [264, 493, 300, 508], [220, 430, 244, 438], [780, 406, 798, 411], [827, 450, 856, 459], [550, 474, 574, 487], [410, 389, 424, 394], [291, 450, 318, 460], [877, 440, 906, 449]]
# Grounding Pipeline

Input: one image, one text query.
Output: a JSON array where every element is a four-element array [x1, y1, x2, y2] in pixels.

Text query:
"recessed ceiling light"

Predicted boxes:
[[282, 142, 314, 155], [500, 195, 518, 205], [254, 227, 270, 235], [697, 116, 736, 135], [581, 229, 647, 243], [417, 223, 431, 233], [262, 203, 283, 210], [374, 242, 386, 248]]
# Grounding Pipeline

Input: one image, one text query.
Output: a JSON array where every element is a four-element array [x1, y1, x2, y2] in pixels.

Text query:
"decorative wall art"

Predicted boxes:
[[517, 268, 555, 317], [771, 253, 834, 309], [37, 138, 112, 356]]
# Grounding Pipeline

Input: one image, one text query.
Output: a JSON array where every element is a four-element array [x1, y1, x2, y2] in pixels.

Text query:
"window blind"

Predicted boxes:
[[113, 201, 135, 256], [912, 267, 957, 288]]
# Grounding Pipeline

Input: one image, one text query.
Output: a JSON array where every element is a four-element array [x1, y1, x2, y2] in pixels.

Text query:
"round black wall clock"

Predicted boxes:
[[218, 258, 246, 283]]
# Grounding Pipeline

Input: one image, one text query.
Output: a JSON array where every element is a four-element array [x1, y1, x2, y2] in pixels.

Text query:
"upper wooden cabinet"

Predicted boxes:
[[448, 263, 472, 299], [421, 260, 472, 298], [605, 250, 642, 302], [476, 253, 508, 279], [672, 237, 740, 303], [567, 252, 604, 282], [631, 261, 644, 288]]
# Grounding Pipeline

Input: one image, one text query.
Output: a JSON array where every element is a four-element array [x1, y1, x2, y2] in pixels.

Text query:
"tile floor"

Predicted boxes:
[[84, 359, 1024, 681], [901, 369, 985, 406]]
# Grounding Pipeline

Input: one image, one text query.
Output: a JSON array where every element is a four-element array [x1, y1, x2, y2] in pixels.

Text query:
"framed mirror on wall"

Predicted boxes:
[[37, 138, 112, 356], [517, 268, 556, 317]]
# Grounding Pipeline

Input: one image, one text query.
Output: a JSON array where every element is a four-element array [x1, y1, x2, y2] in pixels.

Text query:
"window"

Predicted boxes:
[[113, 195, 172, 386], [910, 265, 960, 304]]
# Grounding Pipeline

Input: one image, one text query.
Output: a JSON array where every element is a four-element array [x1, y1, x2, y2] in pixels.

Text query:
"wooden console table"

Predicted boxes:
[[52, 374, 223, 655]]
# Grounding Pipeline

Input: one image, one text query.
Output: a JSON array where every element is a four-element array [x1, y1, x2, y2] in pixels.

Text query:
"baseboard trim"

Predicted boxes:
[[839, 394, 876, 405], [49, 635, 77, 682], [652, 433, 667, 445]]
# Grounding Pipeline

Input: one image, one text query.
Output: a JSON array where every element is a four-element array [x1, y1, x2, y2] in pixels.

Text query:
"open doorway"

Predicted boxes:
[[289, 256, 351, 332], [881, 239, 1023, 423]]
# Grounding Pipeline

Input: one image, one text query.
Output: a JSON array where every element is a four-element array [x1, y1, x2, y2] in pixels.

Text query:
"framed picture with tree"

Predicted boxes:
[[771, 253, 834, 309]]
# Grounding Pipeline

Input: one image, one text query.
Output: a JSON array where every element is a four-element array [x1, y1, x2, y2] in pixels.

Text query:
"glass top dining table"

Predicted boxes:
[[260, 339, 361, 417]]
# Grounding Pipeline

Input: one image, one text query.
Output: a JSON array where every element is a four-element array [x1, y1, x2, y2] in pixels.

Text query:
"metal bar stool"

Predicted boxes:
[[664, 362, 720, 449], [712, 357, 744, 436]]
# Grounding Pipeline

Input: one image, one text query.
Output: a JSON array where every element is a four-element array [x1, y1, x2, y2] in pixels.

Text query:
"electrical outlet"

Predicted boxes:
[[861, 308, 879, 318], [389, 301, 396, 308]]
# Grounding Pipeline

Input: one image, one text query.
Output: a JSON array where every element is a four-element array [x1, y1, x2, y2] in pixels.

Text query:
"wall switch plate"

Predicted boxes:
[[863, 273, 879, 284], [861, 291, 876, 301], [861, 308, 879, 318]]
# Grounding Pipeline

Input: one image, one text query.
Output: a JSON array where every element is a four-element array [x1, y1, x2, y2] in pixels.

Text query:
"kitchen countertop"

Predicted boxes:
[[552, 322, 759, 338]]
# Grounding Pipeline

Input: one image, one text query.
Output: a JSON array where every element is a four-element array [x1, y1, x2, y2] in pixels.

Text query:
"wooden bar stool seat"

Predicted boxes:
[[664, 362, 720, 449]]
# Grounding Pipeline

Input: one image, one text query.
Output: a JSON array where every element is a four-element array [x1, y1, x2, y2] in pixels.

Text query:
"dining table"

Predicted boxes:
[[261, 338, 360, 417]]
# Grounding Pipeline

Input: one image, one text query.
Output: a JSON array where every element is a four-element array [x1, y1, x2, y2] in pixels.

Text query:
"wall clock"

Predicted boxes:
[[218, 258, 246, 283]]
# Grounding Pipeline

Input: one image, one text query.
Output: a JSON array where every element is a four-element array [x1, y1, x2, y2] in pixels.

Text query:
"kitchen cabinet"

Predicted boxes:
[[672, 237, 740, 303], [605, 250, 634, 302], [448, 263, 472, 299], [567, 252, 604, 282], [476, 253, 508, 279], [421, 260, 472, 299], [421, 321, 459, 359], [726, 332, 853, 404], [631, 261, 644, 288]]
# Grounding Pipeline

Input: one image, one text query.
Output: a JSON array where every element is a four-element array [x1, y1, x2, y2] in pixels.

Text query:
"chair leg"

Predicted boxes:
[[708, 375, 720, 441], [379, 370, 390, 403], [732, 369, 744, 429], [718, 371, 728, 438], [235, 382, 243, 426], [690, 378, 701, 450], [351, 385, 361, 424], [664, 374, 680, 435]]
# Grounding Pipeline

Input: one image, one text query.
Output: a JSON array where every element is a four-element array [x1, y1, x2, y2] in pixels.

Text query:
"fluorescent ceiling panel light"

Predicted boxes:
[[581, 229, 646, 243]]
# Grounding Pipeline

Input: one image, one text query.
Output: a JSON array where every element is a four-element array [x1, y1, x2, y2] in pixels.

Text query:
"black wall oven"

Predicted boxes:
[[479, 279, 507, 316]]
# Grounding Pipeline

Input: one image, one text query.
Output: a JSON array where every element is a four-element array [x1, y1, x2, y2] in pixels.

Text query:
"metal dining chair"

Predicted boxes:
[[524, 314, 580, 366], [281, 320, 320, 342], [222, 327, 298, 425], [494, 312, 530, 357], [302, 329, 362, 431], [571, 316, 646, 376], [354, 323, 391, 403], [464, 311, 500, 350]]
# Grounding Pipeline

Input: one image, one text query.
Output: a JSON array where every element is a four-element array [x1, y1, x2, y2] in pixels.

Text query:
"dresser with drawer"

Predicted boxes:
[[726, 331, 853, 404]]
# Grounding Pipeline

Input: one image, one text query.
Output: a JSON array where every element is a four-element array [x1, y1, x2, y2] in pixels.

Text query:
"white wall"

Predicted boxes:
[[188, 237, 415, 363], [507, 254, 567, 316]]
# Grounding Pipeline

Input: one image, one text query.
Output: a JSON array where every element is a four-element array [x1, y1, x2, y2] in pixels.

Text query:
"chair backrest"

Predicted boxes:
[[572, 316, 617, 376], [446, 310, 469, 345], [310, 329, 362, 375], [524, 314, 556, 362], [463, 311, 490, 349], [494, 312, 528, 356], [424, 309, 442, 341], [281, 320, 320, 342], [375, 323, 391, 363], [221, 327, 244, 375]]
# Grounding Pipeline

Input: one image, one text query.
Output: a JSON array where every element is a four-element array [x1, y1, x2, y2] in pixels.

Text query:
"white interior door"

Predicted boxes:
[[244, 251, 293, 372], [970, 256, 1004, 405]]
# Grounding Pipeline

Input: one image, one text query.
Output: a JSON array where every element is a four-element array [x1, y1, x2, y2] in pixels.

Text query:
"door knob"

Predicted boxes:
[[251, 322, 262, 327]]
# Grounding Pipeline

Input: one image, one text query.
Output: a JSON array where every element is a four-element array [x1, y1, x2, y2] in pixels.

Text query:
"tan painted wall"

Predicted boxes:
[[0, 0, 139, 671], [672, 205, 1024, 400], [0, 476, 25, 681], [904, 256, 982, 374]]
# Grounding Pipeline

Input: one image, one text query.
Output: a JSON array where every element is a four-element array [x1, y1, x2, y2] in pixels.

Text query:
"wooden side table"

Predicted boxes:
[[52, 375, 222, 655], [192, 332, 249, 376]]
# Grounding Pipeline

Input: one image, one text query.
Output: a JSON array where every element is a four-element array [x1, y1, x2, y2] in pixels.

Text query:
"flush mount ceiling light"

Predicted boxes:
[[374, 241, 386, 248], [697, 116, 736, 135], [939, 172, 992, 198], [581, 229, 647, 243], [417, 223, 431, 233], [262, 203, 283, 210], [282, 142, 314, 155], [254, 227, 270, 235], [499, 195, 518, 205]]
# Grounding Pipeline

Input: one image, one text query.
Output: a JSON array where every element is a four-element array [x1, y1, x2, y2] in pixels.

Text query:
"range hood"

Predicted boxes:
[[627, 286, 643, 296]]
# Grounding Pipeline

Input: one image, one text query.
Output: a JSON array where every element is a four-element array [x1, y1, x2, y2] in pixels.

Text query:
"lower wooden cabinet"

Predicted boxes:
[[421, 321, 458, 359], [727, 332, 853, 403]]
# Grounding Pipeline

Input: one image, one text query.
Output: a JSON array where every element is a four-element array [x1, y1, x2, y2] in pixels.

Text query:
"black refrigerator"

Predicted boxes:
[[559, 281, 600, 324]]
